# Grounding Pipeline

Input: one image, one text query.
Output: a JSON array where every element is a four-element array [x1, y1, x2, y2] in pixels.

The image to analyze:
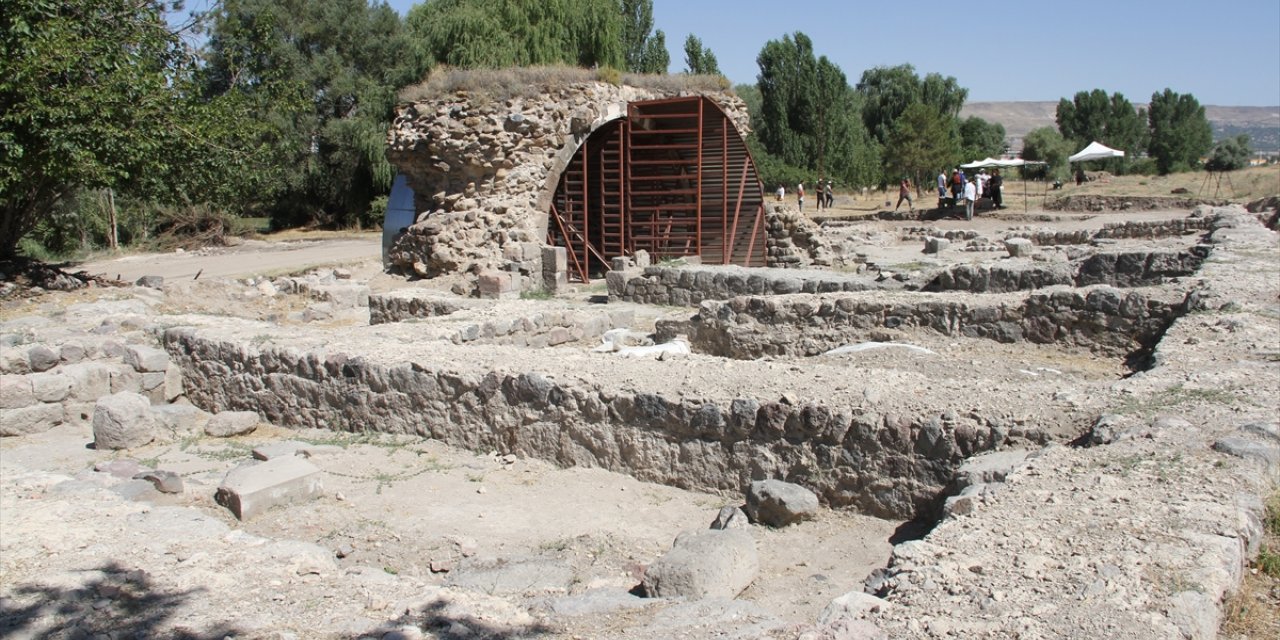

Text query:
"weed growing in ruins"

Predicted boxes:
[[519, 289, 553, 300], [1261, 492, 1280, 579], [1112, 383, 1247, 417], [1222, 491, 1280, 637]]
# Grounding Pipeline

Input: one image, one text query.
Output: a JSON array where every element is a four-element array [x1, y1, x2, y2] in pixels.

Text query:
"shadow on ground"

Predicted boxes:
[[0, 561, 243, 639], [352, 598, 556, 640]]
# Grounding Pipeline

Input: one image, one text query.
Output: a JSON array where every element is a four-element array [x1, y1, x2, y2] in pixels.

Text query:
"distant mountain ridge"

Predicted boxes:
[[959, 102, 1280, 152]]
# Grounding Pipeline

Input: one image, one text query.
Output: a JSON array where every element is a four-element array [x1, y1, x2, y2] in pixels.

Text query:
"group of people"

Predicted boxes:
[[777, 180, 834, 212], [935, 167, 1004, 220]]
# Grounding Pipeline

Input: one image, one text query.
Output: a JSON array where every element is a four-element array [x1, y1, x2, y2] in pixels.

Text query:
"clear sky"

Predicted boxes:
[[196, 0, 1278, 106]]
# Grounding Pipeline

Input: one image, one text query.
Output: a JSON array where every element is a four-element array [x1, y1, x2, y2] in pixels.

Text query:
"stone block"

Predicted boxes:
[[745, 479, 819, 527], [542, 246, 567, 273], [311, 284, 371, 308], [205, 411, 260, 437], [215, 457, 324, 520], [92, 391, 157, 450], [151, 403, 210, 439], [0, 403, 64, 436], [27, 345, 59, 372], [709, 506, 749, 530], [1, 374, 35, 409], [135, 275, 165, 289], [124, 344, 171, 373], [477, 271, 518, 300], [30, 372, 71, 403], [63, 361, 114, 401], [109, 366, 142, 394], [641, 529, 758, 599], [60, 343, 86, 363], [924, 237, 950, 254], [1005, 237, 1034, 258]]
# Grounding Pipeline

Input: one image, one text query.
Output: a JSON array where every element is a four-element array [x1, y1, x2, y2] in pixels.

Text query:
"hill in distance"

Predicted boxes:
[[960, 102, 1280, 153]]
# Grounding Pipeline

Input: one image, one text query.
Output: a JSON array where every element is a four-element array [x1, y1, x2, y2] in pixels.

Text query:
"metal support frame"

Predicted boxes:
[[549, 97, 766, 280]]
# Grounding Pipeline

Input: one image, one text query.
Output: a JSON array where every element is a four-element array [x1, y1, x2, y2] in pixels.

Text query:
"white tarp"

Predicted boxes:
[[960, 157, 1039, 169], [1069, 141, 1125, 163]]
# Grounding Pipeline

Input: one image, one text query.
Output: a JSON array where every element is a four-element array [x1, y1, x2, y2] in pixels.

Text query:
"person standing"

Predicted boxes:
[[797, 182, 805, 212], [989, 169, 1004, 209], [824, 180, 834, 208], [776, 184, 785, 201], [936, 170, 947, 200], [951, 169, 963, 200], [894, 177, 913, 212], [962, 175, 977, 221]]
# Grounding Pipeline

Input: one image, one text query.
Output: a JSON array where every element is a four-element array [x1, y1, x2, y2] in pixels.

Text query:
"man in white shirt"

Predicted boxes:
[[963, 177, 978, 221]]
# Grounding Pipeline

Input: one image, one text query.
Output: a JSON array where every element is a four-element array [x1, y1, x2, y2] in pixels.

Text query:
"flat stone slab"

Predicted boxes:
[[252, 441, 307, 460], [215, 457, 324, 520]]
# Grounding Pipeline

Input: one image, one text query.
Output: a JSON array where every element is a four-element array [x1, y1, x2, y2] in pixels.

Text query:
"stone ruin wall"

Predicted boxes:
[[384, 83, 749, 286], [384, 82, 830, 291]]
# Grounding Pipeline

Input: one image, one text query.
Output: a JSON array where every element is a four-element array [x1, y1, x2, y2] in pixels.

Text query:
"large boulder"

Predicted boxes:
[[92, 391, 157, 450], [745, 479, 819, 527], [641, 529, 758, 599]]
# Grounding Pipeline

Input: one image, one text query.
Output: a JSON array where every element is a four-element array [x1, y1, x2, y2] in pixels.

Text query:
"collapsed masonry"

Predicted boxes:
[[384, 79, 830, 295]]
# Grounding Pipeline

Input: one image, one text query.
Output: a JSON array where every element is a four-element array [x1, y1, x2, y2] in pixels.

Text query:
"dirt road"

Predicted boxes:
[[75, 234, 382, 283]]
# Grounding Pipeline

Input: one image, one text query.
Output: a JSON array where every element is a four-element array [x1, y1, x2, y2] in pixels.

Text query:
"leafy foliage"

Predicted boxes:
[[683, 34, 720, 76], [621, 0, 668, 73], [1205, 134, 1252, 172], [408, 0, 623, 70], [1147, 88, 1213, 175], [883, 104, 960, 191], [0, 0, 266, 258], [959, 116, 1007, 162], [204, 0, 427, 228], [856, 64, 967, 148], [754, 32, 879, 188], [1021, 127, 1072, 181]]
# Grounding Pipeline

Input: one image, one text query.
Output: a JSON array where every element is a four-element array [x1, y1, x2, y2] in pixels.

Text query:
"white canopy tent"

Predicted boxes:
[[1069, 141, 1125, 163], [955, 158, 1048, 211]]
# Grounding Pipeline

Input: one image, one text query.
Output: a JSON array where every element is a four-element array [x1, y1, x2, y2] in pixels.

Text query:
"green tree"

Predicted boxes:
[[1205, 134, 1251, 172], [883, 103, 960, 193], [0, 0, 262, 258], [856, 64, 967, 149], [754, 32, 878, 188], [621, 0, 667, 73], [1055, 90, 1147, 173], [958, 116, 1007, 162], [1021, 126, 1071, 181], [408, 0, 623, 70], [205, 0, 427, 228], [682, 34, 720, 75], [1147, 88, 1212, 174]]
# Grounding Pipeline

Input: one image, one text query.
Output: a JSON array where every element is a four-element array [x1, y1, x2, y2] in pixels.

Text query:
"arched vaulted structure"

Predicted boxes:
[[548, 96, 766, 281]]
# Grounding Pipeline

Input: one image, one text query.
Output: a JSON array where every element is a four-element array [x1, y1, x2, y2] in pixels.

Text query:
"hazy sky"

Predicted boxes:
[[191, 0, 1279, 106]]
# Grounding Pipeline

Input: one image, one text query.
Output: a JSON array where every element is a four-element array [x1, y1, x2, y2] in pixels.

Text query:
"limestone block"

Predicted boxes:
[[745, 479, 819, 527], [477, 271, 518, 300], [1005, 237, 1034, 257], [60, 343, 86, 363], [109, 366, 142, 394], [1, 374, 35, 409], [215, 457, 324, 520], [641, 529, 758, 599], [151, 403, 210, 439], [135, 275, 165, 289], [124, 344, 171, 373], [163, 364, 184, 401], [924, 237, 950, 254], [30, 371, 71, 403], [542, 246, 568, 273], [92, 391, 157, 450], [0, 403, 64, 436], [311, 284, 371, 309], [205, 411, 260, 437]]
